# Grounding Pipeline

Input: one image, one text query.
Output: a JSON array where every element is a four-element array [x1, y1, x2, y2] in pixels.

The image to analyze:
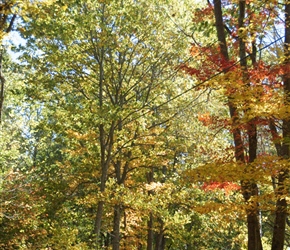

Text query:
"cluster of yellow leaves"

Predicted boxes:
[[186, 155, 290, 184]]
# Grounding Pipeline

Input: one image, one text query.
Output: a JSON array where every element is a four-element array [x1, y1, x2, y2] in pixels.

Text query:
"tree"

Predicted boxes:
[[0, 54, 49, 249], [182, 0, 290, 249], [4, 0, 290, 248], [17, 0, 197, 248], [271, 2, 290, 249], [0, 0, 54, 121], [0, 1, 17, 122]]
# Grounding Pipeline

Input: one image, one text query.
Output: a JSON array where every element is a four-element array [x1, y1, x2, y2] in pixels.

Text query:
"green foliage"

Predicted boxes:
[[1, 0, 289, 249]]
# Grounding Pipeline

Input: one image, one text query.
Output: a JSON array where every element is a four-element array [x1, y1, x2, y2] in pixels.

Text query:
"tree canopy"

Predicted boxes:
[[0, 0, 290, 249]]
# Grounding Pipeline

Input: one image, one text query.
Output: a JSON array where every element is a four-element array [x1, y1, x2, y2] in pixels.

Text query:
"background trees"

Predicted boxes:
[[0, 0, 289, 249]]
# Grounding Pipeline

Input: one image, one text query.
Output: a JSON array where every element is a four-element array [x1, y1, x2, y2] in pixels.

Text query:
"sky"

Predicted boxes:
[[4, 31, 26, 61]]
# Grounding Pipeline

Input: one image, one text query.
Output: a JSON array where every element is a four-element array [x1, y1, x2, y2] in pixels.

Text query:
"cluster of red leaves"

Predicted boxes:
[[181, 45, 237, 81], [202, 181, 241, 195], [248, 61, 287, 87], [183, 48, 289, 88], [192, 4, 213, 23]]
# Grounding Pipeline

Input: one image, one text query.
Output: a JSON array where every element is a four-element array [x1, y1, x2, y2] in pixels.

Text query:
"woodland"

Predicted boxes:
[[0, 0, 290, 249]]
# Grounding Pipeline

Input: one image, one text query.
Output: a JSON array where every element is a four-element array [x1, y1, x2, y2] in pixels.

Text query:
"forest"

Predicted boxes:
[[0, 0, 290, 249]]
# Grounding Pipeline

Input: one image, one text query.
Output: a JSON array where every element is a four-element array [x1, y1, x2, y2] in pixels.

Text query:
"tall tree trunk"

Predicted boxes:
[[271, 2, 290, 250], [213, 1, 262, 249], [93, 6, 114, 241], [94, 124, 115, 243], [213, 0, 244, 164], [111, 117, 124, 249], [0, 50, 5, 123], [112, 204, 121, 250], [94, 200, 105, 245], [94, 43, 106, 240], [155, 219, 165, 250], [92, 4, 116, 242], [238, 1, 262, 249], [147, 168, 154, 250], [147, 213, 154, 250], [111, 159, 122, 250]]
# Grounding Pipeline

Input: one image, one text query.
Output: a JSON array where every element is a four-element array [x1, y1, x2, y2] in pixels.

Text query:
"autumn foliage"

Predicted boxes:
[[0, 0, 290, 249]]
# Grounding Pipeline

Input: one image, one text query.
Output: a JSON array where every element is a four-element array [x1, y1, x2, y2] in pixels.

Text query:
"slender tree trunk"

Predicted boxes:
[[94, 43, 106, 240], [238, 1, 262, 249], [147, 213, 154, 250], [94, 200, 105, 244], [111, 159, 122, 250], [0, 50, 5, 123], [93, 7, 112, 241], [155, 222, 165, 250], [147, 168, 154, 250], [212, 1, 245, 160], [213, 1, 262, 249], [92, 5, 115, 241], [271, 173, 288, 250], [112, 204, 121, 250], [111, 117, 124, 249], [271, 3, 290, 249], [94, 125, 107, 241], [213, 0, 244, 164], [94, 122, 115, 243]]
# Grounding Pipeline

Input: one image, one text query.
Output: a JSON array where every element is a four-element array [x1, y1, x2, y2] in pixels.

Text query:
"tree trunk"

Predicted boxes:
[[271, 173, 288, 250], [92, 8, 115, 240], [94, 123, 115, 243], [213, 1, 262, 249], [94, 200, 105, 245], [271, 3, 290, 249], [112, 204, 121, 250], [147, 168, 154, 250], [147, 213, 154, 250], [94, 55, 107, 242], [0, 50, 4, 123], [238, 1, 262, 249], [92, 5, 116, 239], [155, 232, 165, 250], [154, 219, 165, 250]]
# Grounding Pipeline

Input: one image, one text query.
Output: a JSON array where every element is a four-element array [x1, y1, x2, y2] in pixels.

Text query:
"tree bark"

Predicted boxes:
[[155, 220, 165, 250], [147, 168, 154, 250], [112, 204, 121, 250], [238, 1, 262, 249], [213, 1, 262, 249], [147, 213, 154, 250], [111, 159, 122, 250], [93, 4, 112, 241], [0, 50, 5, 123], [271, 3, 290, 250]]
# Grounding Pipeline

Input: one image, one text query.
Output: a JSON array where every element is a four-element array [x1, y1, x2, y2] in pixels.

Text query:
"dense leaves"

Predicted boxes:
[[0, 0, 290, 249]]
